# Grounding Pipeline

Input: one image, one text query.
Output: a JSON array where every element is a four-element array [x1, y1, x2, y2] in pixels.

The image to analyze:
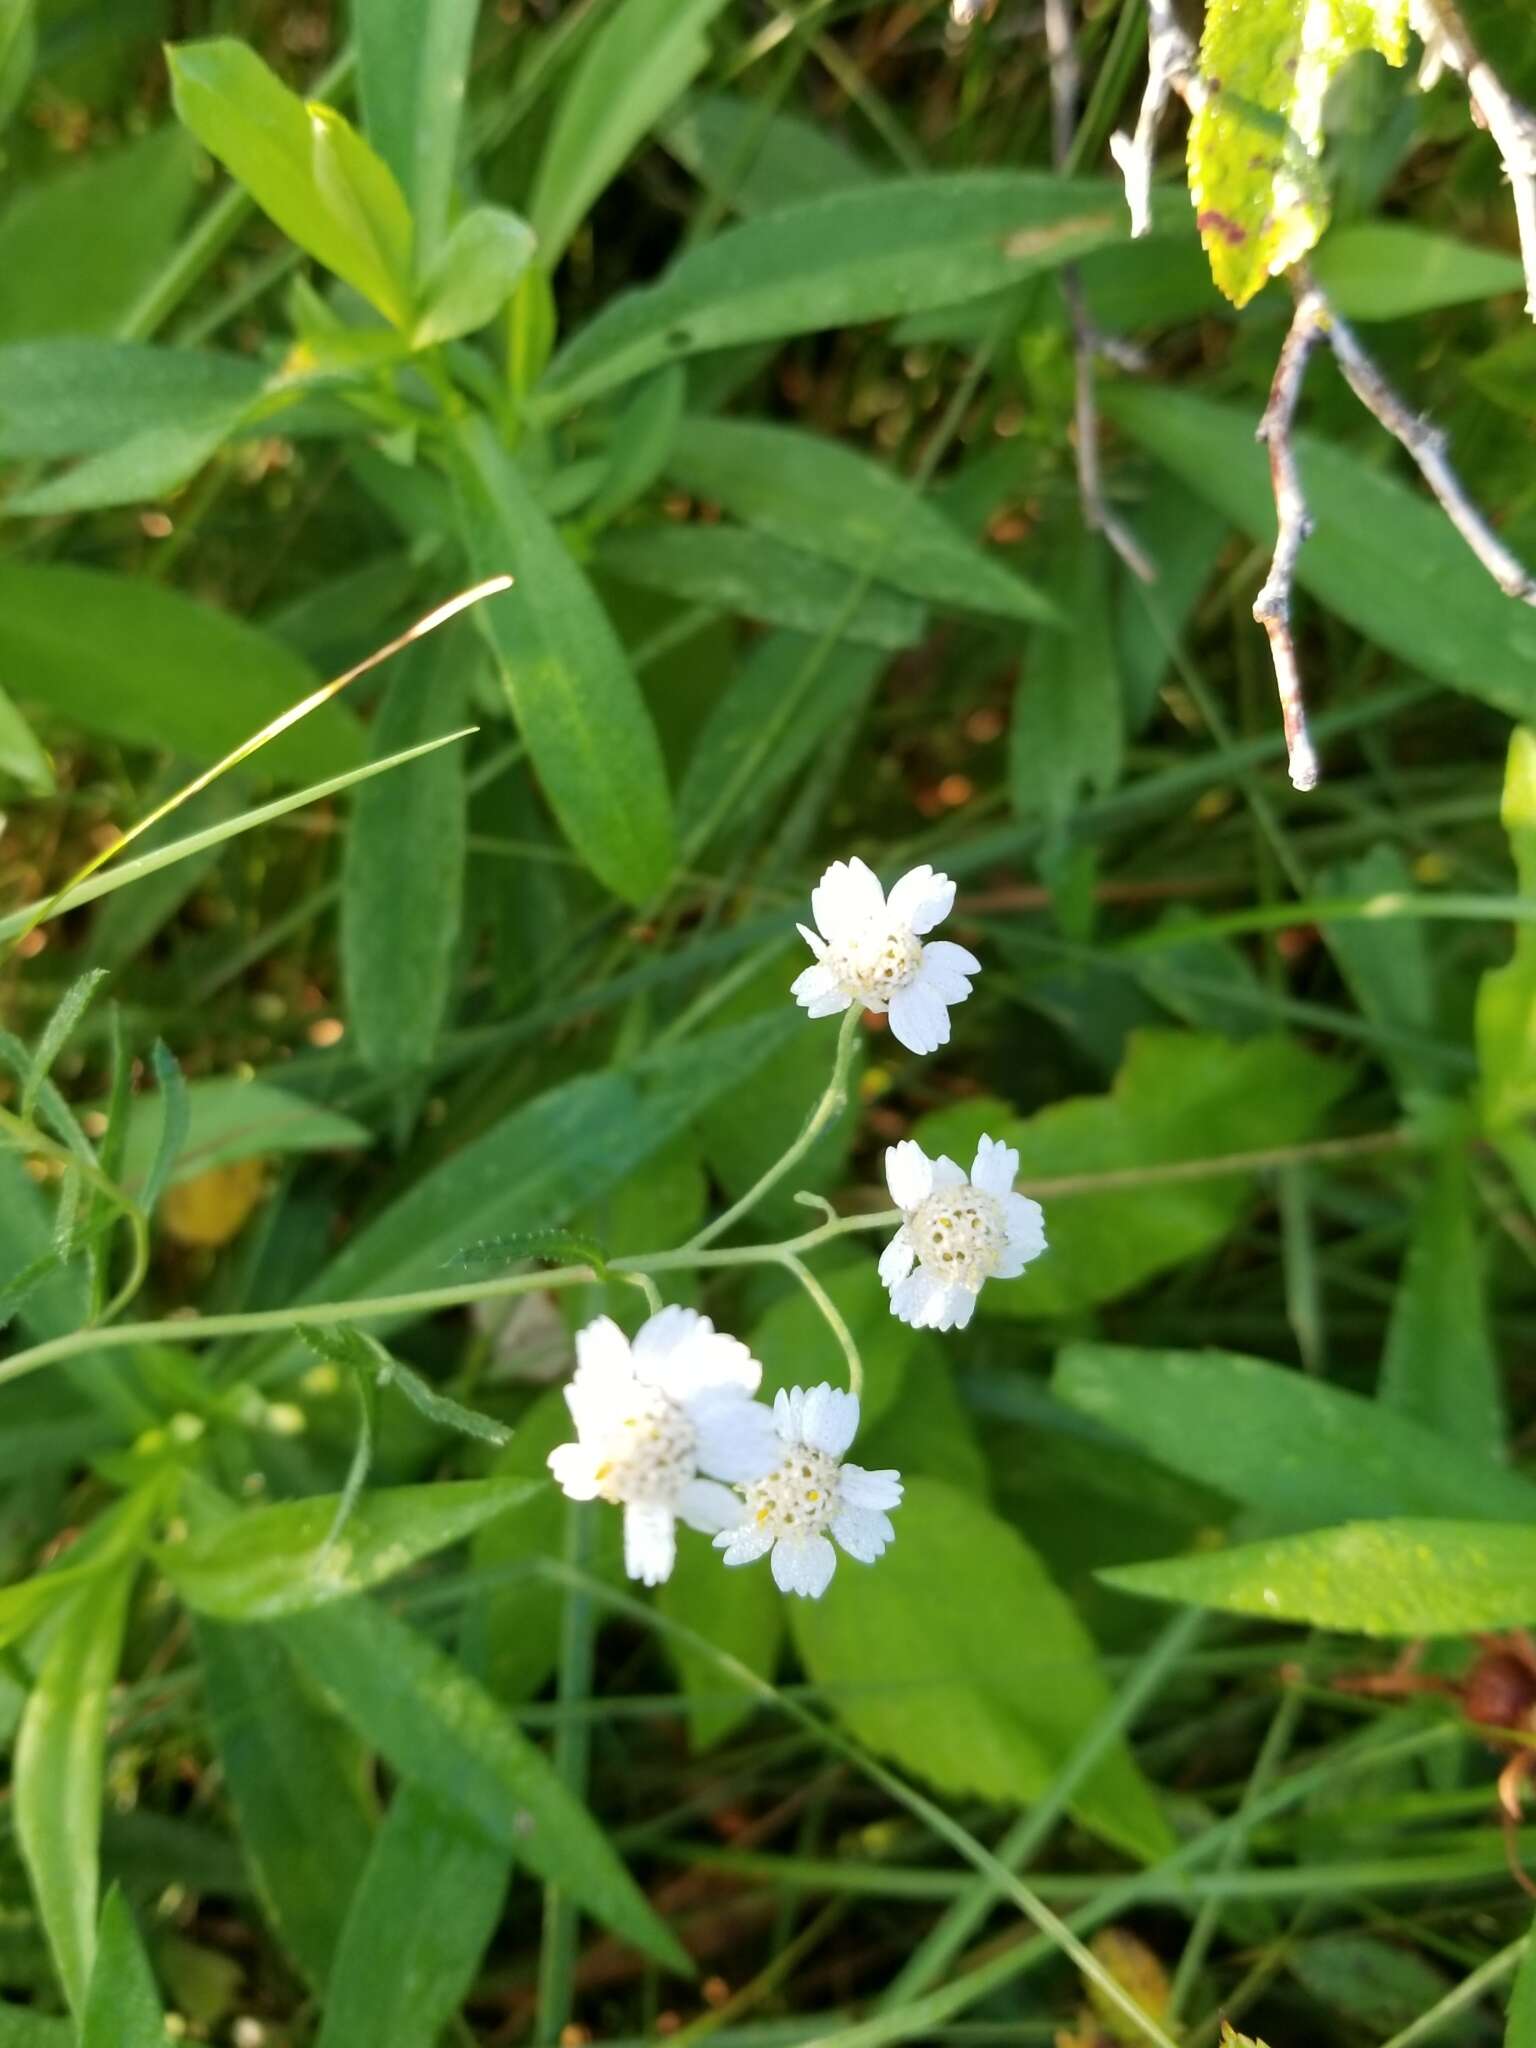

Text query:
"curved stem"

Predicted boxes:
[[779, 1251, 863, 1399], [687, 1005, 863, 1251]]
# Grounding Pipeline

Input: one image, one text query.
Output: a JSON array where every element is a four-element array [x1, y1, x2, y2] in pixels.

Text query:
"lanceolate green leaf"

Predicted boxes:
[[1103, 386, 1536, 726], [665, 417, 1056, 624], [1011, 524, 1121, 825], [356, 0, 478, 264], [341, 632, 467, 1076], [168, 40, 413, 324], [528, 0, 733, 265], [413, 206, 537, 346], [1380, 1149, 1505, 1457], [0, 339, 263, 460], [1105, 1520, 1536, 1636], [791, 1477, 1171, 1862], [1053, 1343, 1534, 1529], [315, 1786, 508, 2048], [196, 1618, 375, 1992], [112, 1077, 369, 1195], [279, 1597, 692, 1972], [453, 416, 675, 903], [80, 1888, 166, 2048], [163, 1479, 534, 1620], [1478, 727, 1536, 1135], [0, 0, 36, 134], [539, 174, 1136, 413], [0, 563, 361, 783], [15, 1559, 139, 2011], [0, 680, 52, 795]]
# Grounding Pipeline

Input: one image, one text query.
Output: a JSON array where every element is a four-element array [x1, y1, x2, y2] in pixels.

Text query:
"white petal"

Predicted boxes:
[[773, 1385, 805, 1444], [800, 1383, 859, 1458], [791, 961, 845, 1013], [878, 1229, 916, 1289], [797, 921, 827, 960], [922, 937, 980, 976], [547, 1441, 602, 1500], [644, 1315, 760, 1400], [623, 1502, 676, 1586], [886, 865, 956, 936], [970, 1134, 1019, 1197], [715, 1523, 775, 1565], [884, 1140, 934, 1210], [839, 1463, 904, 1512], [811, 856, 886, 944], [804, 988, 855, 1020], [931, 1154, 968, 1189], [890, 1268, 945, 1329], [947, 1285, 978, 1330], [831, 1505, 895, 1563], [1005, 1193, 1048, 1260], [771, 1532, 838, 1598], [691, 1392, 781, 1482], [566, 1316, 637, 1436], [886, 980, 950, 1056], [677, 1477, 745, 1535]]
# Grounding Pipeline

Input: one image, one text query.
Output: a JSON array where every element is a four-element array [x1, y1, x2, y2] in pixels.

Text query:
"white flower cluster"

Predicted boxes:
[[547, 858, 1047, 1597]]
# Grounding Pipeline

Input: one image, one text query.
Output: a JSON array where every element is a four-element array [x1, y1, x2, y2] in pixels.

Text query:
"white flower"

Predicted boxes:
[[791, 856, 979, 1056], [548, 1308, 779, 1587], [714, 1384, 902, 1598], [879, 1134, 1046, 1331]]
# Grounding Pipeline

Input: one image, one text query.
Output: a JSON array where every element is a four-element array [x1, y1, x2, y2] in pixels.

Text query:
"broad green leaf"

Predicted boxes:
[[528, 0, 733, 265], [0, 563, 360, 783], [80, 1888, 165, 2048], [1103, 386, 1536, 726], [413, 206, 538, 347], [1053, 1343, 1534, 1529], [452, 416, 675, 902], [15, 1559, 138, 2010], [1317, 844, 1435, 1096], [662, 90, 876, 216], [599, 524, 925, 649], [0, 127, 200, 344], [0, 0, 35, 132], [113, 1077, 370, 1195], [665, 417, 1055, 625], [1380, 1148, 1504, 1456], [539, 174, 1137, 413], [660, 1528, 785, 1749], [791, 1477, 1172, 1862], [0, 680, 52, 795], [316, 1785, 506, 2048], [1011, 524, 1121, 826], [279, 1596, 692, 1972], [1105, 1519, 1536, 1635], [164, 1480, 534, 1621], [196, 1616, 374, 1991], [915, 1031, 1348, 1317], [1478, 728, 1536, 1136], [0, 339, 263, 460], [1313, 220, 1527, 320], [342, 633, 467, 1075], [356, 0, 478, 264], [1188, 0, 1410, 305], [296, 1012, 796, 1316], [678, 631, 884, 858], [168, 40, 414, 325]]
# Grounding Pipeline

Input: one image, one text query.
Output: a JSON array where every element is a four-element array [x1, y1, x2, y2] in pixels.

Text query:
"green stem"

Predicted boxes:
[[1375, 1935, 1526, 2048], [780, 1251, 863, 1398], [688, 1005, 863, 1251], [534, 1503, 597, 2045]]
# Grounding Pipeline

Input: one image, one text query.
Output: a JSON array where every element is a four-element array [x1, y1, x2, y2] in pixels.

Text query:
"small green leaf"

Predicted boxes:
[[114, 1074, 367, 1198], [1312, 221, 1527, 320], [1105, 1519, 1536, 1635], [168, 40, 414, 324], [22, 968, 107, 1122], [448, 1227, 608, 1277], [413, 206, 538, 346], [279, 1596, 693, 1972], [451, 416, 675, 903], [315, 1786, 508, 2048], [80, 1888, 165, 2048], [139, 1044, 190, 1220], [341, 633, 467, 1076], [1380, 1148, 1505, 1457], [8, 417, 238, 516], [15, 1559, 139, 2010], [0, 679, 53, 796], [791, 1476, 1171, 1861], [356, 0, 478, 264], [163, 1479, 534, 1620], [196, 1615, 375, 1991], [667, 416, 1056, 625], [297, 1324, 511, 1449], [528, 0, 733, 266]]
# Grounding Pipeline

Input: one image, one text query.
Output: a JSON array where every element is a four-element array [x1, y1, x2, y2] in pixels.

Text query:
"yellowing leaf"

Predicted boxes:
[[160, 1157, 266, 1248], [1189, 0, 1410, 305]]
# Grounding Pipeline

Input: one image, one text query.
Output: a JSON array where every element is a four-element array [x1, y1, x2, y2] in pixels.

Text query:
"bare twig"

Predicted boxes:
[[1045, 0, 1157, 582], [1252, 287, 1328, 793], [1109, 0, 1205, 239], [1318, 284, 1536, 603], [1412, 0, 1536, 320]]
